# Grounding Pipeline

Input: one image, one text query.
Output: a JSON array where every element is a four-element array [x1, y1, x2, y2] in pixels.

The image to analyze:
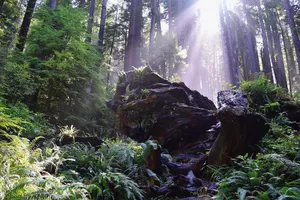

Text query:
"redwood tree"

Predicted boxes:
[[284, 0, 300, 72], [242, 0, 259, 74], [124, 0, 143, 71], [87, 0, 96, 43], [257, 0, 273, 81], [16, 0, 37, 51], [98, 0, 108, 48]]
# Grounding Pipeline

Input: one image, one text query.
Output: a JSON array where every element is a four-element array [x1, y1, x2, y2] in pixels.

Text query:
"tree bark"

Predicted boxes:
[[284, 0, 300, 72], [149, 0, 158, 71], [219, 0, 238, 85], [106, 7, 119, 85], [279, 21, 293, 94], [16, 0, 37, 51], [156, 0, 166, 77], [257, 0, 273, 81], [124, 0, 142, 71], [98, 0, 108, 48], [242, 0, 259, 74], [149, 0, 157, 54], [223, 0, 239, 85], [87, 0, 96, 43], [176, 0, 183, 46], [219, 1, 231, 84], [156, 1, 162, 37], [270, 8, 287, 89]]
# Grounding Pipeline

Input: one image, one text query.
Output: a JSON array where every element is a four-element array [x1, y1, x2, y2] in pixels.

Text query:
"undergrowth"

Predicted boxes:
[[1, 76, 300, 200], [210, 129, 300, 199], [210, 75, 300, 199], [240, 74, 288, 109], [0, 135, 150, 199], [0, 97, 52, 138], [0, 100, 147, 199]]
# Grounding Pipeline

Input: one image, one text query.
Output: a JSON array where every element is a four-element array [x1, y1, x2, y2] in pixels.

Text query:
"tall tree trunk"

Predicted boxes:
[[242, 52, 249, 80], [279, 19, 297, 93], [252, 31, 260, 72], [167, 0, 173, 33], [156, 0, 166, 77], [106, 7, 118, 85], [156, 0, 162, 37], [149, 0, 159, 71], [284, 0, 300, 72], [239, 23, 250, 80], [257, 0, 273, 81], [285, 30, 297, 75], [176, 0, 183, 46], [16, 0, 37, 51], [271, 8, 287, 89], [219, 0, 238, 85], [87, 0, 96, 43], [219, 1, 231, 84], [266, 21, 278, 81], [135, 0, 143, 67], [279, 21, 293, 93], [223, 0, 239, 85], [242, 0, 259, 75], [124, 0, 142, 71], [98, 0, 108, 48], [48, 0, 57, 10], [149, 0, 156, 56], [286, 30, 297, 92]]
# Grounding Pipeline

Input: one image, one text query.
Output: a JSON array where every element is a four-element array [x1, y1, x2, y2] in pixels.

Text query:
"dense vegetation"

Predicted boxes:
[[210, 76, 300, 199], [0, 74, 299, 199], [0, 0, 300, 199]]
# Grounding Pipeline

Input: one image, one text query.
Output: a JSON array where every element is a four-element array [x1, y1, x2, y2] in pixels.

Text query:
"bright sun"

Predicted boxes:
[[194, 0, 239, 34], [197, 0, 221, 34]]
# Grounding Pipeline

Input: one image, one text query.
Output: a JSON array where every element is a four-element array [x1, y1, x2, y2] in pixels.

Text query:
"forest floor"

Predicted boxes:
[[0, 75, 299, 200]]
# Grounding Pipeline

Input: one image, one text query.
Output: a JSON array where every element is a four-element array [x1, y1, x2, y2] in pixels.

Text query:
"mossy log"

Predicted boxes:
[[107, 67, 217, 153], [208, 91, 270, 165]]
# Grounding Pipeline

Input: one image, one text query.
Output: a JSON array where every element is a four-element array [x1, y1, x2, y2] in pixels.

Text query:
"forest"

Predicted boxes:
[[0, 0, 300, 199]]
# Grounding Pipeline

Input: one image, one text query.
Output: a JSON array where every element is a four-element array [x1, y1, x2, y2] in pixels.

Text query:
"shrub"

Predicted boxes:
[[0, 98, 52, 138], [0, 135, 94, 199], [59, 139, 151, 199], [240, 74, 287, 109]]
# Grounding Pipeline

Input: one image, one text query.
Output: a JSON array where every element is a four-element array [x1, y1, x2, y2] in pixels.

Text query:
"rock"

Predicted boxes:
[[217, 90, 248, 108], [150, 170, 218, 198], [107, 67, 217, 152], [150, 104, 217, 151], [208, 90, 270, 165], [150, 170, 205, 198], [281, 101, 300, 123]]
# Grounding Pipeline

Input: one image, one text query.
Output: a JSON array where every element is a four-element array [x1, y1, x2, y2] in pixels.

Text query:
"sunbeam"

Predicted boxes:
[[198, 0, 220, 34], [173, 0, 242, 100]]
